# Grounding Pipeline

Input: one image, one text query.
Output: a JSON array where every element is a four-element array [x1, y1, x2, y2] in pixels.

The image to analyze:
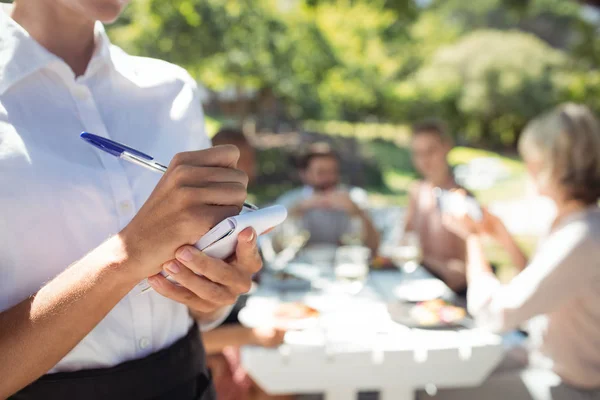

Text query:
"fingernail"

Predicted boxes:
[[164, 261, 180, 275], [176, 247, 193, 262], [246, 229, 255, 242]]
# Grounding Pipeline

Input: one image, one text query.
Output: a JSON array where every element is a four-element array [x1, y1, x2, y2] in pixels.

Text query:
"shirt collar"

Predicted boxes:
[[302, 186, 315, 198], [0, 7, 114, 95]]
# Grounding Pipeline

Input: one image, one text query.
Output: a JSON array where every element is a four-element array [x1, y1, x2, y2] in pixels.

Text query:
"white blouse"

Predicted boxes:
[[469, 207, 600, 388]]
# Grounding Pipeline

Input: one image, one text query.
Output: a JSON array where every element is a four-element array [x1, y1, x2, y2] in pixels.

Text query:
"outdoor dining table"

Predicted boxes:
[[240, 262, 505, 400]]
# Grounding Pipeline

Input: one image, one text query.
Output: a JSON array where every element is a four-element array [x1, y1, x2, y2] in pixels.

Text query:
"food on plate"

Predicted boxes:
[[273, 302, 319, 321], [273, 271, 299, 281], [371, 255, 395, 269], [409, 299, 466, 326]]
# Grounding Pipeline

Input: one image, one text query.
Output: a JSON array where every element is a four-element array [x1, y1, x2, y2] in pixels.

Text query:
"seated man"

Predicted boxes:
[[276, 143, 380, 254], [404, 120, 470, 294]]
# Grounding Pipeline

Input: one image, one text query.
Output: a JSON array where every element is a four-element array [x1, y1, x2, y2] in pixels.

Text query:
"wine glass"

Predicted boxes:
[[270, 218, 310, 270], [392, 231, 422, 274], [274, 218, 307, 248]]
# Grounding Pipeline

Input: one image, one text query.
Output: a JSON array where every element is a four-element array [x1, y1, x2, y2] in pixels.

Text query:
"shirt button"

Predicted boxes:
[[119, 200, 133, 213], [139, 337, 151, 350], [74, 86, 89, 100]]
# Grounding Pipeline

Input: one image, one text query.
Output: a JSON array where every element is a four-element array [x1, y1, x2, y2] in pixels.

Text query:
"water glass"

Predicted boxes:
[[334, 245, 371, 294], [340, 217, 364, 246]]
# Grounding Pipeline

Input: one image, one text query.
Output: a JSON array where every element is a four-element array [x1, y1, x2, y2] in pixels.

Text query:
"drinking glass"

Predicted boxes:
[[268, 218, 310, 270], [334, 245, 371, 294], [275, 217, 310, 252], [392, 231, 422, 273], [340, 217, 363, 246]]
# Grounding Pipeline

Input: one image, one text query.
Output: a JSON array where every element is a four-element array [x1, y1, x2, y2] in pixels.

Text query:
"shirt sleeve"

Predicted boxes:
[[349, 187, 369, 210], [469, 219, 600, 332], [275, 189, 303, 210]]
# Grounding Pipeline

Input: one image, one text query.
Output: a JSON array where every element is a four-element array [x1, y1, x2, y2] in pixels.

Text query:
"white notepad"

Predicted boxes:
[[140, 205, 288, 292]]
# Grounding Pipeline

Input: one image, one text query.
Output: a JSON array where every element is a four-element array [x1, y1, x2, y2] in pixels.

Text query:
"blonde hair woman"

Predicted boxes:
[[422, 103, 600, 400]]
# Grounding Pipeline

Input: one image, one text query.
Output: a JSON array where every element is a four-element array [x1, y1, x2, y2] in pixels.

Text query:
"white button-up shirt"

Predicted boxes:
[[0, 9, 211, 372]]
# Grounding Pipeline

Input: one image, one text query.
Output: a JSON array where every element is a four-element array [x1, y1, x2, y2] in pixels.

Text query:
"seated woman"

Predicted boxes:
[[422, 104, 600, 400]]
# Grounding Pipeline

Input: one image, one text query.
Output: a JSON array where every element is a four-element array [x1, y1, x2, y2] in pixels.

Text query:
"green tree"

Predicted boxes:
[[110, 1, 291, 93], [307, 1, 403, 120], [108, 0, 411, 122], [421, 0, 600, 71], [107, 0, 600, 145], [425, 0, 583, 49], [559, 69, 600, 116], [392, 30, 567, 147]]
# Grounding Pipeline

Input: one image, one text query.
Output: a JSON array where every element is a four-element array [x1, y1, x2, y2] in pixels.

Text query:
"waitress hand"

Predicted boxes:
[[120, 145, 248, 280], [147, 227, 262, 313]]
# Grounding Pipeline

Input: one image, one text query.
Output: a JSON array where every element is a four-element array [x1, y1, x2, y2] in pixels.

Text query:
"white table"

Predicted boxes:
[[241, 268, 504, 400]]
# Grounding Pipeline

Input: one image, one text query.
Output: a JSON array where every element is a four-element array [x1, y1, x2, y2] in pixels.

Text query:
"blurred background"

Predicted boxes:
[[107, 0, 600, 276]]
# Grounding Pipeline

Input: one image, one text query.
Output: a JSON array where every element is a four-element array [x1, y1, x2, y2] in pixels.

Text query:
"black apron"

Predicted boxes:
[[9, 323, 215, 400]]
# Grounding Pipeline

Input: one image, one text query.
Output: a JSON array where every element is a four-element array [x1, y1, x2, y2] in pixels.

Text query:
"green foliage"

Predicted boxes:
[[559, 69, 600, 113], [107, 0, 600, 147], [307, 2, 405, 120], [204, 115, 223, 138], [110, 0, 411, 121], [303, 120, 411, 143], [112, 1, 292, 89], [427, 0, 582, 43], [394, 30, 567, 147]]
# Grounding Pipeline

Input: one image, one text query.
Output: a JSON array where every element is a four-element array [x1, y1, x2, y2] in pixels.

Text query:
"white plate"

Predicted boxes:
[[238, 305, 319, 331], [387, 302, 469, 329], [393, 279, 448, 302], [285, 263, 322, 281]]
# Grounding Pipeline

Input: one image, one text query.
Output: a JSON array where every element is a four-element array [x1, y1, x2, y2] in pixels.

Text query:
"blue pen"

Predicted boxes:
[[80, 132, 258, 211]]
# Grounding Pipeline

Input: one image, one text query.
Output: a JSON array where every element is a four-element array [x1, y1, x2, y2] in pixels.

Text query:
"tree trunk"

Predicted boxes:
[[480, 118, 493, 147]]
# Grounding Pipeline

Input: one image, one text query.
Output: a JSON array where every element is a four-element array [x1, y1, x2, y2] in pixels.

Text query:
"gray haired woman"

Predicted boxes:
[[423, 103, 600, 400]]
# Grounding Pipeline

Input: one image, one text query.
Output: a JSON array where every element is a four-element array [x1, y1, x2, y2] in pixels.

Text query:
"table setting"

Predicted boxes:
[[240, 216, 504, 400]]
